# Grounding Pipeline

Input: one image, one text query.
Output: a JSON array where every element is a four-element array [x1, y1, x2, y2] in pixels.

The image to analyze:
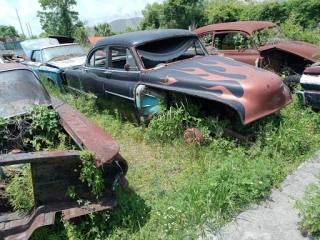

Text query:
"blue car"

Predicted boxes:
[[21, 38, 86, 84]]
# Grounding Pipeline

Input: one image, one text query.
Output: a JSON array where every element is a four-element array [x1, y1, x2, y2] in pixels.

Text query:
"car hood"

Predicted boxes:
[[47, 56, 86, 70], [141, 55, 292, 124], [258, 41, 319, 62]]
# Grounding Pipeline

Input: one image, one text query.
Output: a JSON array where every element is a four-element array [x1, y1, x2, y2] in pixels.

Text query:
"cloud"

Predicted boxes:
[[1, 0, 162, 36], [75, 0, 161, 26]]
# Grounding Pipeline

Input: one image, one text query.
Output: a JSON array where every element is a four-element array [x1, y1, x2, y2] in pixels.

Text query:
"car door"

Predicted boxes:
[[66, 47, 107, 97], [213, 31, 261, 66], [103, 46, 140, 101], [26, 50, 42, 74]]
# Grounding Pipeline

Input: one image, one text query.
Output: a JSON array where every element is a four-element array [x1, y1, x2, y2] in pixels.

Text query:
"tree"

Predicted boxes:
[[0, 25, 20, 38], [163, 0, 206, 29], [74, 26, 89, 46], [93, 22, 113, 36], [140, 2, 165, 30], [37, 0, 81, 37]]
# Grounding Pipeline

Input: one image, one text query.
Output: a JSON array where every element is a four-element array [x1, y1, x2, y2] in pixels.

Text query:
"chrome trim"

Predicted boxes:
[[67, 86, 97, 98], [104, 90, 134, 100], [296, 90, 306, 105]]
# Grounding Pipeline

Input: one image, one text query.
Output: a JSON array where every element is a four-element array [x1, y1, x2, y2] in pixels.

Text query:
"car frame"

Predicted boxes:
[[0, 63, 128, 240], [194, 21, 319, 78]]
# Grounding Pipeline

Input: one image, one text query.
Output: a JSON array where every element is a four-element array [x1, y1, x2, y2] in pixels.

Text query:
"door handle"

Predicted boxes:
[[104, 70, 111, 78]]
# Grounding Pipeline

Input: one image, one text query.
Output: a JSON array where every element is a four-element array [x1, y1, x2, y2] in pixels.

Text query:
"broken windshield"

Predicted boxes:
[[254, 27, 288, 45], [137, 36, 206, 69], [42, 44, 86, 62], [0, 69, 51, 118]]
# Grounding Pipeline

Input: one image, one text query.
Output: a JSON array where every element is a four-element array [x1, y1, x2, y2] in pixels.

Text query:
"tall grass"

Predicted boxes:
[[33, 80, 320, 239]]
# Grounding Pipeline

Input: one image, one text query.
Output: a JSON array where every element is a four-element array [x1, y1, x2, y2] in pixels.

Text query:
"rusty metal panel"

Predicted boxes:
[[0, 150, 79, 166], [52, 98, 120, 167], [194, 21, 277, 35], [0, 197, 116, 240], [29, 152, 120, 205], [31, 156, 95, 204]]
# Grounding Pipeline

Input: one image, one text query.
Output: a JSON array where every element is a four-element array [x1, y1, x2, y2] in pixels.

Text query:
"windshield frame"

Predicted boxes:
[[135, 36, 208, 70], [42, 44, 87, 63]]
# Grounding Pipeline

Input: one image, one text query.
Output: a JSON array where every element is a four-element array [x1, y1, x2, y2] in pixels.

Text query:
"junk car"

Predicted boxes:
[[297, 63, 320, 109], [194, 21, 319, 88], [65, 29, 291, 126], [0, 63, 128, 240], [21, 38, 87, 84]]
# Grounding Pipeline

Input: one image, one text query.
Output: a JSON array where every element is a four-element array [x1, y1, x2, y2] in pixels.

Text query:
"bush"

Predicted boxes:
[[296, 177, 320, 238]]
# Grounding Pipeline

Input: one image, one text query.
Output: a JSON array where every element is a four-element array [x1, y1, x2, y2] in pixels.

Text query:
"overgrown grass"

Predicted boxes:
[[34, 80, 320, 239], [296, 176, 320, 239]]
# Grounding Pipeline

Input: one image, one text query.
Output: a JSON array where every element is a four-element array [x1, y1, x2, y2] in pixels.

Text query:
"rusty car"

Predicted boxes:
[[0, 63, 128, 240], [297, 63, 320, 109], [194, 21, 319, 89], [64, 29, 291, 127], [21, 38, 87, 84]]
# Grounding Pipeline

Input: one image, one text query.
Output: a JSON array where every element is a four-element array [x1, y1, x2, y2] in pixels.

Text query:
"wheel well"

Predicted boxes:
[[261, 49, 313, 75], [165, 92, 242, 125]]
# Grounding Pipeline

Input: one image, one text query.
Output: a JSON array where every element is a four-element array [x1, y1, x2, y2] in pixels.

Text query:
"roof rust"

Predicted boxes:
[[0, 63, 29, 71], [194, 21, 277, 35]]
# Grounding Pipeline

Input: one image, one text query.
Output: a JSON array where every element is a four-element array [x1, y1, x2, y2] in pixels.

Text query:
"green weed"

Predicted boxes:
[[296, 176, 320, 239], [5, 164, 34, 212], [31, 83, 320, 239]]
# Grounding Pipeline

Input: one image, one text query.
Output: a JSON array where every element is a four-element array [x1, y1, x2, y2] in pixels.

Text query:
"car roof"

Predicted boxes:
[[90, 29, 197, 49], [0, 63, 29, 72], [38, 43, 81, 50], [194, 21, 277, 35]]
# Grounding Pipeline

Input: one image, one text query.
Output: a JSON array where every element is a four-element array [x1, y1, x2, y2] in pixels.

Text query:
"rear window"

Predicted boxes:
[[0, 69, 51, 118]]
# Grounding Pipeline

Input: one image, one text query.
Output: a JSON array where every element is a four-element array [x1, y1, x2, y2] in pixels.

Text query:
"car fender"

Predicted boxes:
[[258, 42, 318, 62]]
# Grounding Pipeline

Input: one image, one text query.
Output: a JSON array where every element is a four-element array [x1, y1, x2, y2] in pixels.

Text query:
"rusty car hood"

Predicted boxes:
[[47, 56, 86, 70], [141, 55, 292, 124], [258, 41, 319, 62]]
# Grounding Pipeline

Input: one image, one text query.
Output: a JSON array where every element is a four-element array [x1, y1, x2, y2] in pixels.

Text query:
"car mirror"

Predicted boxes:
[[124, 64, 131, 71]]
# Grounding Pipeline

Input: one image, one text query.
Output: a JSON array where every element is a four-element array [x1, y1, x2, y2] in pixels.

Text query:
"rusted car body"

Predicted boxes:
[[297, 63, 320, 109], [194, 21, 319, 76], [65, 29, 291, 125], [0, 63, 128, 240], [21, 38, 86, 84]]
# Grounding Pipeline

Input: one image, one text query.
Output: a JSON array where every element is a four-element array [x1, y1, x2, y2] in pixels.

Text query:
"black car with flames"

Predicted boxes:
[[65, 29, 291, 126]]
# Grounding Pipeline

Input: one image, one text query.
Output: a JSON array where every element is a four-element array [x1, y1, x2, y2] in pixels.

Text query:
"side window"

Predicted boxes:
[[88, 47, 106, 68], [215, 33, 252, 50], [199, 33, 213, 48], [31, 50, 41, 62], [108, 47, 137, 71], [222, 33, 238, 50]]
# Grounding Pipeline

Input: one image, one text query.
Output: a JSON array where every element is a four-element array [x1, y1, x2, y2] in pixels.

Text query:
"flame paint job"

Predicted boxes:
[[142, 55, 292, 124]]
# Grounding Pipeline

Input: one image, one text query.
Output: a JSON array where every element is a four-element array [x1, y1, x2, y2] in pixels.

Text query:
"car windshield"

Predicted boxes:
[[0, 69, 51, 118], [42, 44, 86, 62], [136, 36, 206, 69], [254, 27, 288, 45]]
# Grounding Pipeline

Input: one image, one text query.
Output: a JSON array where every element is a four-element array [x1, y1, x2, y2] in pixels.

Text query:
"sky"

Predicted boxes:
[[1, 0, 162, 36]]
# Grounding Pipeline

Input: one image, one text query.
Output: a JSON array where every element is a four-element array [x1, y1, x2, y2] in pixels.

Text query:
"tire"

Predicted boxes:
[[283, 75, 301, 92]]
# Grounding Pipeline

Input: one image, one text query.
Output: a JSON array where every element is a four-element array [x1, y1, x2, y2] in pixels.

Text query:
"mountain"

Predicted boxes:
[[109, 17, 143, 33]]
